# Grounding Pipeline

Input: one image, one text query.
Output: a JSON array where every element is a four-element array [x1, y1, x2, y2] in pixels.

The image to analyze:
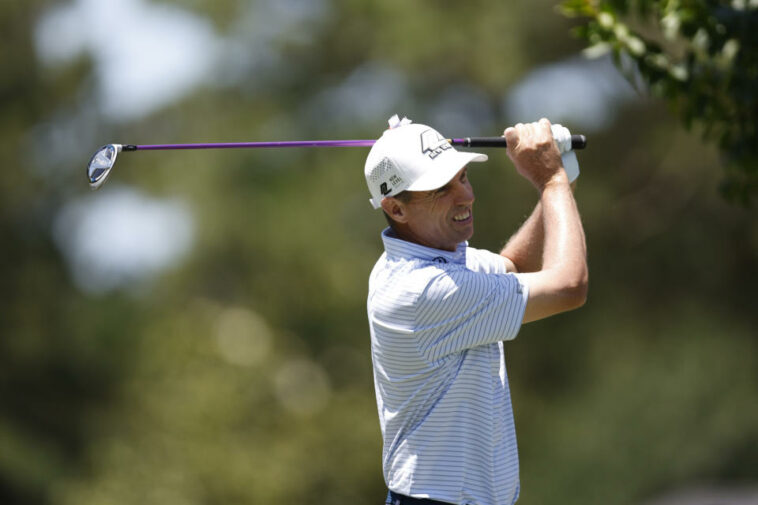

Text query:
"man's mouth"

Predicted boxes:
[[452, 209, 472, 222]]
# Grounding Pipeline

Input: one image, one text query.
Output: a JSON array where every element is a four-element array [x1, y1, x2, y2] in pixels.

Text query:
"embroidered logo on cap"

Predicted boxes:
[[370, 157, 405, 197], [420, 129, 451, 160]]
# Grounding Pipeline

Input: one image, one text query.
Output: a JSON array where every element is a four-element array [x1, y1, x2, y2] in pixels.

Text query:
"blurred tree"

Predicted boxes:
[[561, 0, 758, 204], [0, 2, 144, 504]]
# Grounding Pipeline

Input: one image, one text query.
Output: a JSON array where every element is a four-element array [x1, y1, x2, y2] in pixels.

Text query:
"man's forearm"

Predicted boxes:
[[540, 178, 587, 289], [500, 182, 578, 273], [500, 202, 544, 273]]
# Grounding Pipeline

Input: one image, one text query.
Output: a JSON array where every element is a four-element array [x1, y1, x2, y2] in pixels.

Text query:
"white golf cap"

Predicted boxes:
[[365, 115, 487, 209]]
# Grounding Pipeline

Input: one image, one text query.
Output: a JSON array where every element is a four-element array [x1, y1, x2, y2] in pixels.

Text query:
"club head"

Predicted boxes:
[[87, 144, 121, 189]]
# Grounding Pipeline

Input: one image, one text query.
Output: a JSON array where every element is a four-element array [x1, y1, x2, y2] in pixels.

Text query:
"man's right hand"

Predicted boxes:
[[504, 118, 567, 192]]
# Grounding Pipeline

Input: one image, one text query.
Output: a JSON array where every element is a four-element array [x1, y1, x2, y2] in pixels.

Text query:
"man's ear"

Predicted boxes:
[[381, 197, 408, 223]]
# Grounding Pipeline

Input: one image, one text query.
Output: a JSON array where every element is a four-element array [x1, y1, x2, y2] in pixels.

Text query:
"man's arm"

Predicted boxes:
[[503, 120, 588, 323], [500, 202, 543, 273], [500, 181, 577, 273]]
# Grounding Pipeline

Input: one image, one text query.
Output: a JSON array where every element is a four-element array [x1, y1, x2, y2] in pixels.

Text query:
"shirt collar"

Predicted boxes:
[[381, 228, 468, 265]]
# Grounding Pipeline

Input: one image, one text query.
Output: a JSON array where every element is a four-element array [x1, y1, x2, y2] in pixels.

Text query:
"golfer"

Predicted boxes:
[[365, 115, 588, 505]]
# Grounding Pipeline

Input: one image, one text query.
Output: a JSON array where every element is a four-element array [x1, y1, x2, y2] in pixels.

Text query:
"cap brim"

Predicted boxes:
[[406, 151, 487, 192]]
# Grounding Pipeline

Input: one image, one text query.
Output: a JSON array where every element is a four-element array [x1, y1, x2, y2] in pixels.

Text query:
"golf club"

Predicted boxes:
[[86, 135, 587, 190]]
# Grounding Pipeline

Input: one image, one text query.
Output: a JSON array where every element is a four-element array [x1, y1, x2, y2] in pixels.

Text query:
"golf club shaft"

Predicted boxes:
[[122, 135, 587, 152], [123, 140, 376, 150]]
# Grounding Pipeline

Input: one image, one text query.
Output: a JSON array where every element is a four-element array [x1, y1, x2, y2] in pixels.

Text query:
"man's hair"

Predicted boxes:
[[382, 191, 413, 228]]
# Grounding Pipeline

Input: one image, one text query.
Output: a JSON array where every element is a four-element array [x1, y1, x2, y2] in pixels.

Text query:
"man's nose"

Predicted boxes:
[[452, 179, 475, 204]]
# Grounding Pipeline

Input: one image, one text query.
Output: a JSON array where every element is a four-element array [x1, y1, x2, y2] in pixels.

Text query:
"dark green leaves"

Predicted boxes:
[[562, 0, 758, 204]]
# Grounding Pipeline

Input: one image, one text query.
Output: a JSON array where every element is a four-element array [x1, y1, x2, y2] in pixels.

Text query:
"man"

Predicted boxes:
[[365, 115, 588, 505]]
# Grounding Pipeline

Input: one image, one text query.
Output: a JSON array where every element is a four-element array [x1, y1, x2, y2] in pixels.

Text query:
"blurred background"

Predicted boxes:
[[1, 1, 756, 505]]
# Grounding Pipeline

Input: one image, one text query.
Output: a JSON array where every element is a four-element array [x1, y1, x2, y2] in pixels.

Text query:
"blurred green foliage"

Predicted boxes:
[[1, 1, 756, 505], [561, 0, 758, 204]]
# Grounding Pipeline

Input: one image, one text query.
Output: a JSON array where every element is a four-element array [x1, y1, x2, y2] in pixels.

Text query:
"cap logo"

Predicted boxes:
[[420, 129, 451, 160], [370, 157, 405, 198], [383, 173, 404, 194]]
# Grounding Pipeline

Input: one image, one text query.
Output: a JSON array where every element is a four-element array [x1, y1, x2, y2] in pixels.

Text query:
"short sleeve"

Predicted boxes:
[[414, 267, 529, 362], [465, 247, 510, 274]]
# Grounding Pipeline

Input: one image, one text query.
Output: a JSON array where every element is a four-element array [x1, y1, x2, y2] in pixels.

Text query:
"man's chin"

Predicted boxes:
[[457, 223, 474, 243], [465, 227, 474, 242]]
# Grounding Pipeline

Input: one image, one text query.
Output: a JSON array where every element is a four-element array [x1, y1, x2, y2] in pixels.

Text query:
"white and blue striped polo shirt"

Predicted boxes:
[[368, 228, 529, 505]]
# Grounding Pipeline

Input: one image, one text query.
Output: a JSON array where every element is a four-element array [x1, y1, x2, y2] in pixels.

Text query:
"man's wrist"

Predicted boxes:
[[538, 171, 570, 193]]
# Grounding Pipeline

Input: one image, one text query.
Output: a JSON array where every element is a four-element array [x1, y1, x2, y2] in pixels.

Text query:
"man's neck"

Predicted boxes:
[[387, 225, 459, 252]]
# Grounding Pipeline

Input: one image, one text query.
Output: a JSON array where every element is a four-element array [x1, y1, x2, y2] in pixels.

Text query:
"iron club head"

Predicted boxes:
[[87, 144, 122, 190]]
